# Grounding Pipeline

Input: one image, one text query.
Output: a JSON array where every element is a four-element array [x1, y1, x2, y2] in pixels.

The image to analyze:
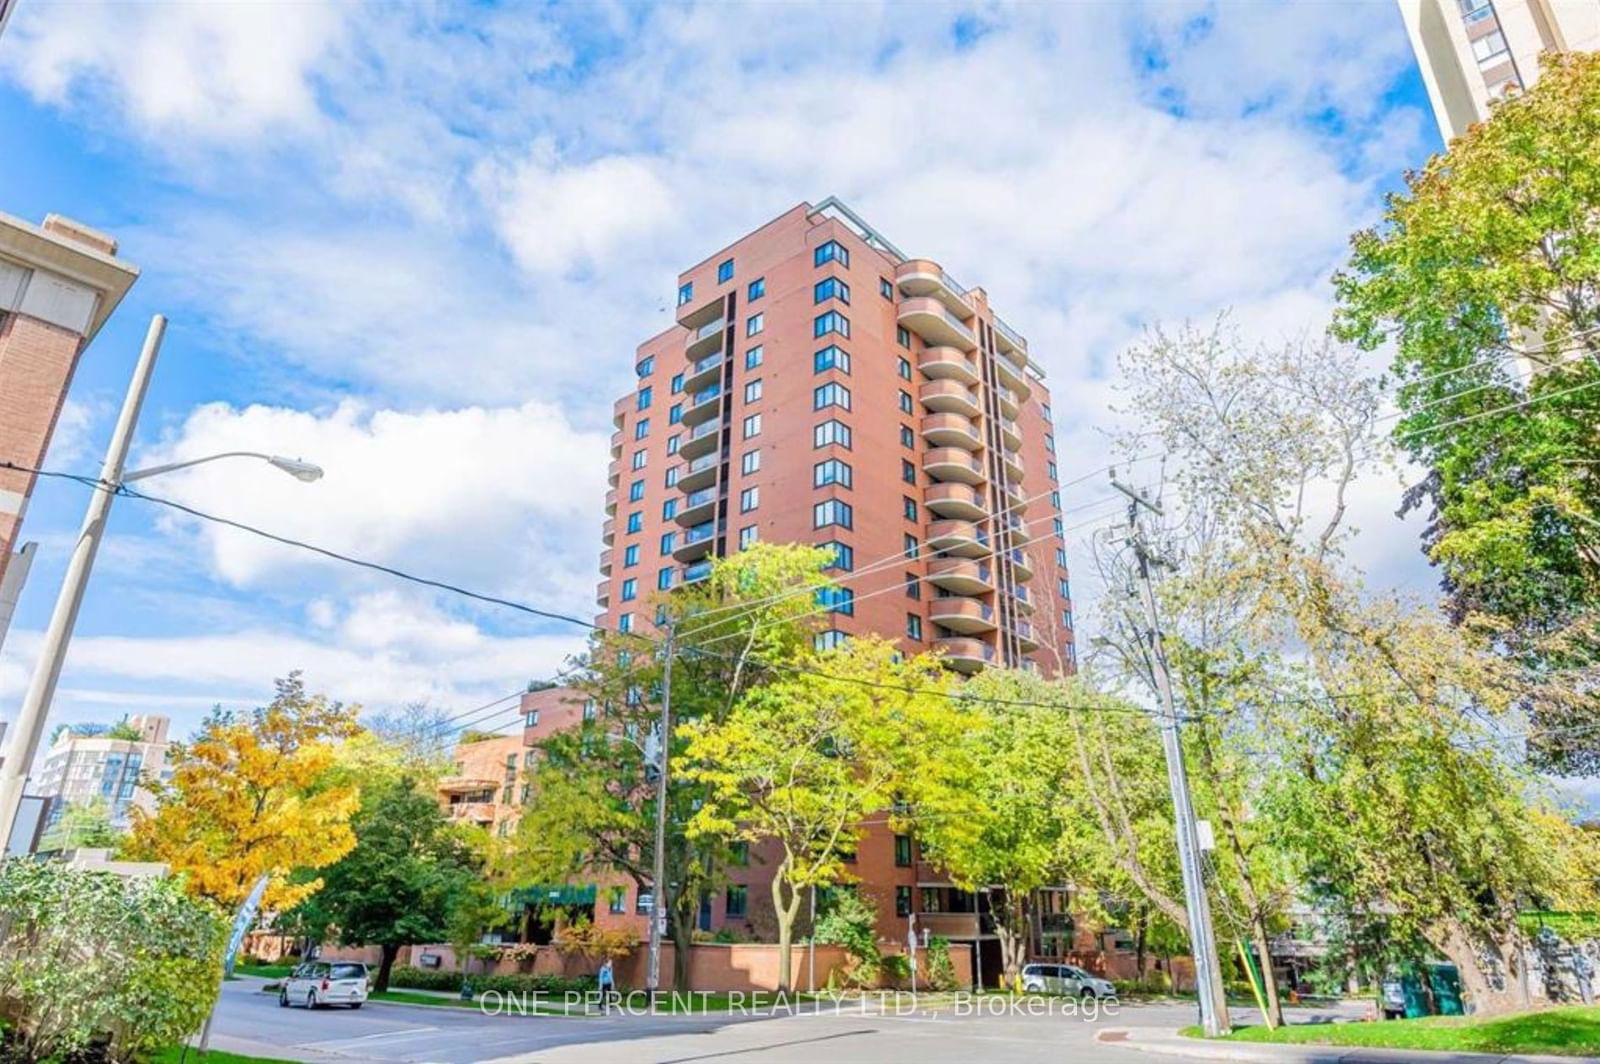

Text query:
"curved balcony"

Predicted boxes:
[[920, 380, 981, 418], [1009, 548, 1034, 580], [596, 580, 610, 608], [677, 451, 721, 494], [604, 488, 617, 516], [682, 558, 713, 585], [928, 558, 993, 595], [685, 317, 727, 361], [993, 314, 1028, 362], [926, 519, 989, 558], [683, 351, 725, 394], [679, 417, 722, 461], [925, 483, 986, 522], [936, 637, 995, 673], [1013, 621, 1041, 651], [676, 485, 718, 527], [683, 384, 723, 427], [995, 385, 1021, 420], [1002, 448, 1025, 482], [998, 417, 1022, 451], [447, 802, 497, 825], [995, 354, 1031, 398], [1000, 511, 1033, 544], [438, 775, 499, 794], [923, 448, 985, 486], [1011, 585, 1035, 614], [672, 520, 717, 562], [599, 548, 613, 577], [930, 597, 997, 634], [999, 480, 1026, 512], [601, 518, 615, 546], [919, 347, 980, 386], [899, 297, 976, 352], [895, 259, 973, 318], [921, 412, 982, 450], [610, 430, 624, 459], [608, 467, 620, 488]]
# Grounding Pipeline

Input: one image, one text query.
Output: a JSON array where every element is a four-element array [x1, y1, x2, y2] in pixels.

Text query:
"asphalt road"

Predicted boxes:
[[213, 978, 1336, 1063]]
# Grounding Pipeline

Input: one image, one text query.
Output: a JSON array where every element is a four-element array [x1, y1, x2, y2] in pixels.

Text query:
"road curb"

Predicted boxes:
[[1096, 1026, 1600, 1064]]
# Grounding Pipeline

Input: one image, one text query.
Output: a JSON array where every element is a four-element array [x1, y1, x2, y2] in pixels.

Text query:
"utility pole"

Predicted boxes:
[[644, 622, 676, 1001], [1110, 472, 1231, 1037], [0, 315, 166, 845]]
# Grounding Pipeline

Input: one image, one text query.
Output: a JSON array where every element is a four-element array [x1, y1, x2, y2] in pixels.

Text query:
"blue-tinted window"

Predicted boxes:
[[620, 578, 637, 601], [671, 372, 684, 394], [669, 403, 682, 424], [813, 311, 850, 339], [677, 282, 693, 306], [626, 512, 643, 534], [658, 567, 675, 590], [813, 419, 852, 450], [717, 258, 734, 283], [815, 629, 849, 651], [815, 240, 849, 268], [660, 531, 676, 554], [662, 498, 677, 520], [637, 356, 655, 377], [814, 458, 853, 488], [624, 544, 639, 567], [814, 345, 851, 375], [634, 418, 650, 440], [818, 540, 854, 571], [814, 277, 850, 305], [747, 277, 765, 301], [813, 499, 853, 529], [637, 386, 652, 411], [813, 382, 851, 411], [629, 479, 645, 502], [816, 587, 855, 615]]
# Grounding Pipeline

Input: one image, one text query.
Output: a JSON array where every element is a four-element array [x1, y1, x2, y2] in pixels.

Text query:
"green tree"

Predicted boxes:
[[1334, 51, 1600, 771], [508, 543, 834, 990], [284, 774, 481, 992], [38, 797, 121, 852], [684, 637, 952, 991]]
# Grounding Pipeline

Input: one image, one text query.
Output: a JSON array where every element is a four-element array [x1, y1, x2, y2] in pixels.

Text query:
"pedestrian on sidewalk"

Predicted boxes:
[[598, 959, 615, 1015]]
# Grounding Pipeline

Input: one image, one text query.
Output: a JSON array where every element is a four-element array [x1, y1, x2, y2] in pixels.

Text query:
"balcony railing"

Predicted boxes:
[[684, 522, 715, 545], [690, 418, 720, 441], [683, 486, 716, 509], [992, 314, 1027, 353], [683, 559, 713, 583]]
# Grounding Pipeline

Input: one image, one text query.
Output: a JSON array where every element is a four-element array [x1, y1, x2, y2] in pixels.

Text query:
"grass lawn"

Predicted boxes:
[[1182, 1005, 1600, 1057], [369, 989, 576, 1015], [149, 1048, 298, 1064]]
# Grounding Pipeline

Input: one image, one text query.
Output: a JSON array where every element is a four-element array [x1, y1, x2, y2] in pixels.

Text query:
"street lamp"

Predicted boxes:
[[0, 315, 324, 846]]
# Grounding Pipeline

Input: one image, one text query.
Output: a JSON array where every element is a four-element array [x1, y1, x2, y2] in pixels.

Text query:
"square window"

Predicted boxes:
[[814, 240, 849, 268], [881, 277, 894, 301], [677, 282, 693, 306], [904, 572, 920, 599], [813, 310, 850, 339], [743, 413, 762, 439], [739, 524, 759, 549], [814, 345, 851, 375], [746, 313, 764, 337], [744, 379, 763, 403], [745, 345, 764, 369], [717, 258, 734, 283], [741, 449, 761, 475], [747, 277, 765, 301], [740, 486, 760, 513], [901, 459, 916, 485], [624, 544, 639, 567], [634, 418, 650, 440], [906, 613, 923, 641]]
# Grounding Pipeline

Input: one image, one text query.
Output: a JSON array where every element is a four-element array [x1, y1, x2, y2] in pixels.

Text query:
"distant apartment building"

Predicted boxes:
[[0, 212, 139, 653], [33, 714, 171, 830], [439, 685, 579, 837], [1397, 0, 1600, 141]]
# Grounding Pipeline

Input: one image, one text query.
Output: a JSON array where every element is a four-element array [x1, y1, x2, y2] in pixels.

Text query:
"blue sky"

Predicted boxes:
[[0, 0, 1441, 742]]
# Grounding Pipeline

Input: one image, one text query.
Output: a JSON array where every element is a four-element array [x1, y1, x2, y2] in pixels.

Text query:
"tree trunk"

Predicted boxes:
[[994, 892, 1028, 988], [670, 900, 694, 993], [375, 942, 399, 993], [770, 870, 804, 993], [1430, 919, 1526, 1016], [1135, 905, 1149, 984], [1250, 916, 1284, 1026]]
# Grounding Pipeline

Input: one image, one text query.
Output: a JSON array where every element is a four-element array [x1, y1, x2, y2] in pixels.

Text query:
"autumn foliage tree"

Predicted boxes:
[[127, 672, 362, 911]]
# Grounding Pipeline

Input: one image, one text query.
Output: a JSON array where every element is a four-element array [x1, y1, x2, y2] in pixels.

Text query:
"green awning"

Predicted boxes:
[[508, 884, 598, 907]]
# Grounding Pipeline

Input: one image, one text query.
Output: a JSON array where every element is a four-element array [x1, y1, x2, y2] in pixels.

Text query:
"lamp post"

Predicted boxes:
[[0, 314, 323, 846]]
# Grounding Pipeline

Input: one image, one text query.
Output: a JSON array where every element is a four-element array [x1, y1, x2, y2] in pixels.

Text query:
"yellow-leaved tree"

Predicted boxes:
[[127, 672, 362, 911]]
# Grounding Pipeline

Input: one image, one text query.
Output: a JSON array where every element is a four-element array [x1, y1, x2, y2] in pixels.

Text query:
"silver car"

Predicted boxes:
[[279, 961, 370, 1009], [1020, 962, 1117, 998]]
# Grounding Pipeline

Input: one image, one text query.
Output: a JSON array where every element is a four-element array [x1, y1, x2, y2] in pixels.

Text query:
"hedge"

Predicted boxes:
[[387, 967, 596, 995]]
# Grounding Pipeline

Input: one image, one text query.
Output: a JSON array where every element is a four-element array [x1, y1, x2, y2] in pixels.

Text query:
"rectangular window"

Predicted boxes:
[[660, 532, 676, 555], [730, 840, 749, 866], [894, 834, 913, 866], [739, 524, 759, 549], [898, 390, 913, 414], [1041, 403, 1053, 423], [813, 419, 852, 449], [896, 885, 913, 918], [814, 240, 849, 268], [741, 449, 761, 475], [637, 355, 655, 377], [626, 512, 643, 534], [634, 418, 650, 440], [725, 884, 749, 919], [817, 587, 855, 615], [904, 571, 920, 599], [1054, 517, 1064, 537], [618, 613, 634, 633], [631, 449, 647, 470], [814, 629, 849, 651], [657, 567, 674, 590], [814, 458, 853, 488], [661, 498, 677, 520], [901, 459, 916, 485], [671, 372, 684, 394], [1055, 547, 1067, 567], [813, 310, 850, 339], [898, 357, 912, 380], [744, 379, 763, 403], [1059, 578, 1072, 599], [636, 890, 653, 914], [819, 540, 853, 571], [677, 282, 693, 306], [637, 385, 653, 411], [900, 424, 914, 448], [1047, 460, 1059, 481], [1051, 490, 1061, 508], [906, 613, 923, 640], [745, 345, 763, 369], [902, 496, 917, 521], [742, 413, 762, 439], [746, 313, 764, 337], [1044, 434, 1056, 453], [904, 533, 919, 559], [740, 486, 759, 512], [629, 479, 645, 502], [813, 381, 851, 411], [717, 258, 734, 283], [668, 402, 683, 425], [620, 578, 637, 601], [881, 277, 894, 301], [1472, 29, 1508, 62], [814, 499, 854, 529], [665, 467, 679, 488], [624, 544, 639, 567], [814, 277, 850, 305], [897, 325, 912, 349], [609, 887, 626, 914], [814, 344, 851, 374], [747, 277, 765, 301], [667, 434, 680, 455]]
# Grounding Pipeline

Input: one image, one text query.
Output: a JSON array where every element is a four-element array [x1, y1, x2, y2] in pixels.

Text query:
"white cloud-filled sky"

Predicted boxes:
[[0, 0, 1444, 744]]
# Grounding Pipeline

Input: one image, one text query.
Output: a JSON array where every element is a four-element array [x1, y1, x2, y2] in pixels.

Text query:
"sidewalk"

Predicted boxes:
[[1097, 1026, 1600, 1064]]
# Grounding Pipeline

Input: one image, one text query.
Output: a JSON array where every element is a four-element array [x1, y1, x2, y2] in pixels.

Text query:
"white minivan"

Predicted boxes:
[[279, 961, 370, 1009], [1020, 962, 1117, 999]]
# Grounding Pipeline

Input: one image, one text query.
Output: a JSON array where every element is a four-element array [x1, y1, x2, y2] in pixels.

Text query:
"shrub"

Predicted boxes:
[[386, 966, 596, 996], [0, 859, 225, 1062], [925, 936, 958, 991], [814, 889, 880, 988], [388, 966, 464, 991], [879, 954, 912, 988]]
